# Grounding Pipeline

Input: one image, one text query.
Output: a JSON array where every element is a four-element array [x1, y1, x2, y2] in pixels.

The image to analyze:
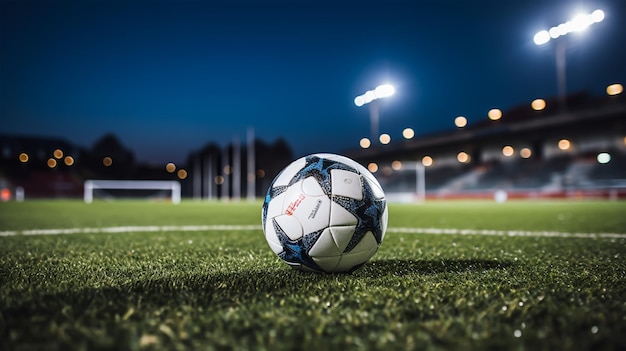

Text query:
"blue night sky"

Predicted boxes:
[[2, 0, 625, 164]]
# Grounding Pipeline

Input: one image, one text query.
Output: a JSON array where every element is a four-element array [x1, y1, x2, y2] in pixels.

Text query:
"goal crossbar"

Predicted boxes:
[[84, 180, 181, 204]]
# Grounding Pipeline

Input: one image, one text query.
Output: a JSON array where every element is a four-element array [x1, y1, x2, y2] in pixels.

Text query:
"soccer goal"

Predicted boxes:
[[84, 180, 181, 204]]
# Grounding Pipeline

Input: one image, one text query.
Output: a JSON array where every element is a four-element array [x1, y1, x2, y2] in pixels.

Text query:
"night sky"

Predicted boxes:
[[2, 0, 625, 164]]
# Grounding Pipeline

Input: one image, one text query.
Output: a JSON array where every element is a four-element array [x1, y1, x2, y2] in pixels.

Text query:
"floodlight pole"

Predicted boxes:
[[368, 100, 380, 141], [556, 40, 567, 108], [533, 9, 605, 109], [354, 84, 395, 141]]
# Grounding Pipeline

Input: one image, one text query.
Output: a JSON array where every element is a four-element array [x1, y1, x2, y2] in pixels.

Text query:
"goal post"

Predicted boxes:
[[84, 180, 181, 204]]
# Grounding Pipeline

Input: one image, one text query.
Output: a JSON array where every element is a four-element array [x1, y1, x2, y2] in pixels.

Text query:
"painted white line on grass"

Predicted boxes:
[[387, 227, 626, 239], [0, 225, 625, 239], [0, 225, 261, 237]]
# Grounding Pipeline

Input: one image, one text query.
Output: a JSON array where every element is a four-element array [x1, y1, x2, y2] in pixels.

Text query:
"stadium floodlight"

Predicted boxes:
[[533, 9, 604, 106], [354, 84, 395, 140]]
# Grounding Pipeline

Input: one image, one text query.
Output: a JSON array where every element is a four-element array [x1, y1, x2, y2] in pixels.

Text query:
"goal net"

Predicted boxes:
[[377, 162, 426, 203], [84, 180, 181, 204]]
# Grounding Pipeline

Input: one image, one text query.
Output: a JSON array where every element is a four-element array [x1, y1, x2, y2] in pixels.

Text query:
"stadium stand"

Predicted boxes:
[[348, 91, 626, 200], [1, 91, 624, 200]]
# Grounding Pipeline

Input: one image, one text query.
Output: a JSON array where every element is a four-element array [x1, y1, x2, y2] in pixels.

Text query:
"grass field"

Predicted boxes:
[[1, 200, 625, 350]]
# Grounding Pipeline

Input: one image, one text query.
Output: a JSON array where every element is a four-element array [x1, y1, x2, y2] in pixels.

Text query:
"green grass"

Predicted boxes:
[[1, 200, 625, 350]]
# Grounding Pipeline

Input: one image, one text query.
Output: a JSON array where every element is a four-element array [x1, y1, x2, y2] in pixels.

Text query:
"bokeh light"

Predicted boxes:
[[177, 169, 188, 180], [166, 162, 176, 173], [520, 148, 532, 159], [367, 162, 378, 173], [223, 165, 232, 175], [103, 157, 113, 166], [558, 139, 571, 151], [379, 134, 391, 145], [215, 175, 225, 185], [53, 149, 63, 159], [454, 116, 467, 128], [457, 151, 470, 163], [421, 156, 433, 167], [19, 153, 29, 163], [534, 30, 550, 45], [64, 156, 74, 166], [1, 188, 10, 202], [391, 160, 402, 170], [531, 99, 546, 111], [360, 138, 371, 148], [47, 158, 57, 168], [256, 169, 266, 178], [502, 145, 514, 157], [606, 83, 623, 96], [402, 128, 414, 139], [597, 152, 611, 164], [488, 109, 502, 121]]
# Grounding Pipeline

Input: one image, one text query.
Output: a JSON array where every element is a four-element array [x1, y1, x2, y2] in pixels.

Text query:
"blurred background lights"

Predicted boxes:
[[606, 83, 623, 96], [360, 137, 371, 149], [558, 139, 571, 151], [421, 155, 433, 167], [534, 9, 604, 45], [531, 99, 546, 111], [177, 169, 188, 180], [391, 160, 402, 171], [379, 133, 391, 144], [1, 188, 10, 202], [64, 156, 74, 166], [223, 165, 232, 175], [454, 116, 467, 128], [215, 175, 225, 185], [53, 149, 63, 159], [382, 166, 392, 176], [354, 84, 395, 107], [488, 108, 502, 121], [502, 145, 515, 157], [597, 152, 611, 164], [103, 157, 113, 167], [256, 169, 266, 178], [367, 162, 378, 173], [520, 148, 532, 159], [534, 30, 550, 45], [457, 151, 470, 163], [402, 128, 414, 139], [165, 162, 176, 173], [374, 84, 395, 98], [19, 153, 29, 163], [47, 158, 57, 168]]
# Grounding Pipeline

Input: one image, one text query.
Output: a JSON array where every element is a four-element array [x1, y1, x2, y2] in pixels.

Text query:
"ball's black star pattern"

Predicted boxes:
[[272, 218, 324, 272], [332, 176, 386, 253], [262, 154, 386, 272], [288, 155, 357, 196]]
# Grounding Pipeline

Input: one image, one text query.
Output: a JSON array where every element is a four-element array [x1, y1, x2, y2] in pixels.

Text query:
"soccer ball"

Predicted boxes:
[[261, 153, 388, 273]]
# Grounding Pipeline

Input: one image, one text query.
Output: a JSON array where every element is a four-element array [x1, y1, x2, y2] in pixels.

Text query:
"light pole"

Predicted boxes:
[[354, 84, 395, 141], [533, 9, 604, 108]]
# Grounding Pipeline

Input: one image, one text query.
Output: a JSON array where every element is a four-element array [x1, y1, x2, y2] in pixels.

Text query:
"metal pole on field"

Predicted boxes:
[[222, 147, 230, 201], [193, 153, 201, 200], [233, 137, 241, 200], [206, 154, 213, 200], [416, 163, 425, 203], [247, 128, 256, 201]]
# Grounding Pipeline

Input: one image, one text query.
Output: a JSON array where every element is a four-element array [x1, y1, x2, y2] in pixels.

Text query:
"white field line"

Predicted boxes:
[[0, 225, 625, 239]]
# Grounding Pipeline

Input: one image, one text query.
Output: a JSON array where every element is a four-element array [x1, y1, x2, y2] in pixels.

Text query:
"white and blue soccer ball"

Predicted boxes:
[[261, 153, 388, 273]]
